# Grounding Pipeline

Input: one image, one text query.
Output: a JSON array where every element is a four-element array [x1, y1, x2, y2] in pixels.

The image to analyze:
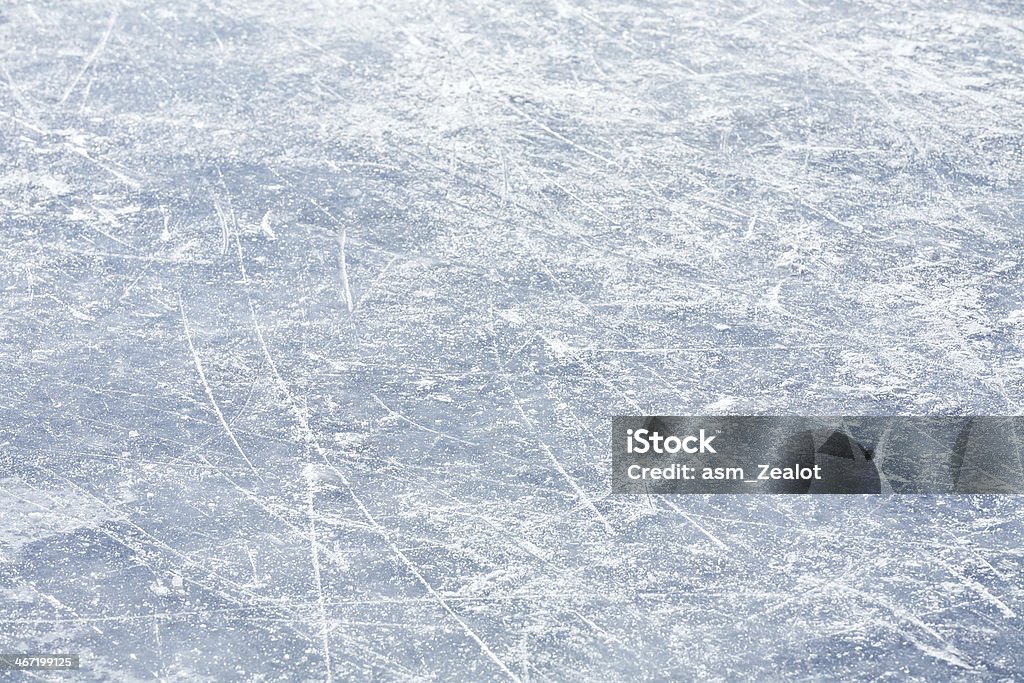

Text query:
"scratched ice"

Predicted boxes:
[[1, 1, 1023, 680]]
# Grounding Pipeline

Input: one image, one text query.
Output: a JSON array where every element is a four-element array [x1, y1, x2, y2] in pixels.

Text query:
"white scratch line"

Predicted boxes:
[[370, 393, 478, 446], [844, 585, 975, 669], [61, 10, 118, 105], [338, 229, 354, 313], [305, 479, 334, 683], [212, 195, 230, 255], [940, 560, 1016, 619], [338, 479, 520, 680], [572, 610, 625, 646], [66, 145, 140, 189], [901, 631, 977, 671], [487, 330, 613, 535], [661, 498, 729, 550], [179, 296, 261, 477], [505, 99, 615, 165], [354, 255, 397, 311], [236, 245, 517, 680]]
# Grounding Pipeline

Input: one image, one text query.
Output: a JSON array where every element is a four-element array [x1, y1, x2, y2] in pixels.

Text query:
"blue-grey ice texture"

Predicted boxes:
[[2, 1, 1023, 680]]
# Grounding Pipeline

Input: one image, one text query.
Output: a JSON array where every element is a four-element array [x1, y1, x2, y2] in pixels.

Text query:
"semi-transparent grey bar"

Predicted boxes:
[[612, 417, 1024, 494], [0, 654, 80, 670]]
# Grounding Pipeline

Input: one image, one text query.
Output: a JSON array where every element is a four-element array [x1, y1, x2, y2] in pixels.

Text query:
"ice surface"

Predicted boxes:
[[1, 0, 1023, 680]]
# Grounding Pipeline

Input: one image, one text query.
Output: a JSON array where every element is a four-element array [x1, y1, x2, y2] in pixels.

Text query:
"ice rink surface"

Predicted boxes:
[[2, 0, 1023, 679]]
